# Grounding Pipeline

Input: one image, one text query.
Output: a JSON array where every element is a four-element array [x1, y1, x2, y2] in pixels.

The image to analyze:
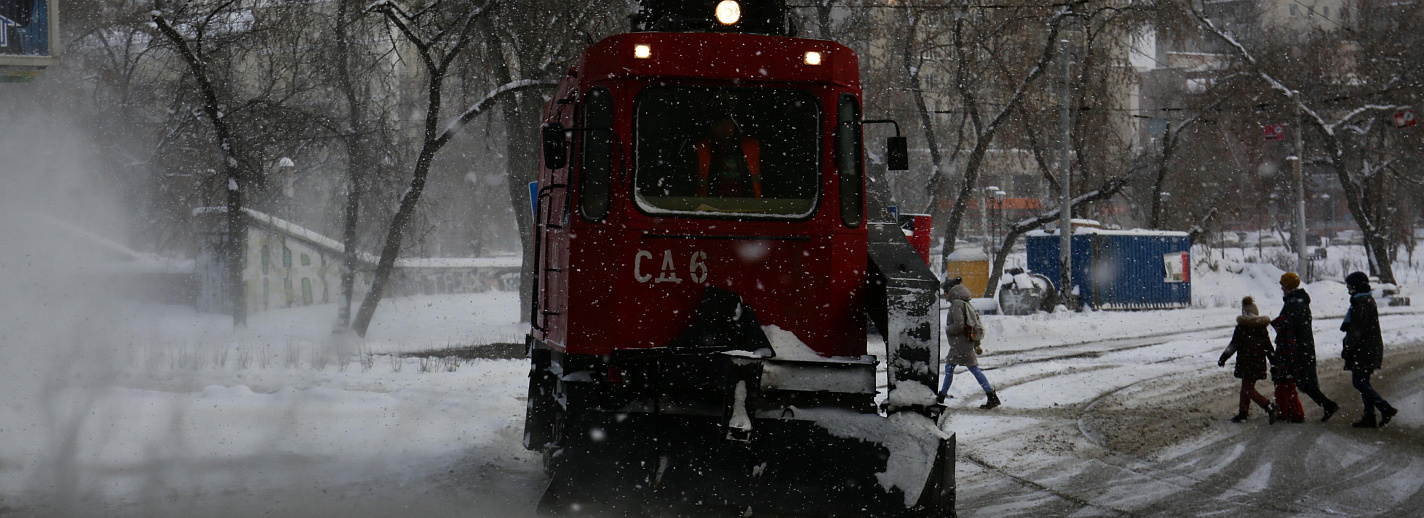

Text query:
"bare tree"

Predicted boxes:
[[475, 0, 623, 323], [330, 0, 368, 330], [899, 2, 952, 213], [932, 8, 1068, 268], [351, 0, 554, 336], [322, 0, 416, 330], [150, 4, 256, 327], [149, 0, 336, 326], [1188, 1, 1420, 283], [1147, 95, 1228, 228]]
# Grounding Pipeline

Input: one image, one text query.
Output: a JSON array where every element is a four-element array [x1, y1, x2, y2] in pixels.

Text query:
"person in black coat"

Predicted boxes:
[[1271, 272, 1339, 421], [1219, 296, 1277, 423], [1341, 271, 1398, 428]]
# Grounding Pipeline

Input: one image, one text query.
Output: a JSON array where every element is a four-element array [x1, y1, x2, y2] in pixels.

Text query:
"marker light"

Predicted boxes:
[[804, 51, 823, 66], [715, 0, 741, 25], [634, 44, 652, 59]]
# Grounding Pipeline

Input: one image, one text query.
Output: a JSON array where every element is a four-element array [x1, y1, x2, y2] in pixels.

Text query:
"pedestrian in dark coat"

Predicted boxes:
[[1341, 271, 1398, 428], [1270, 272, 1340, 421], [1219, 296, 1276, 423]]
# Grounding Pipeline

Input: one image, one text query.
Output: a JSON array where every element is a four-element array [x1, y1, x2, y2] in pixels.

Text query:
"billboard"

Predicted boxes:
[[0, 0, 56, 71]]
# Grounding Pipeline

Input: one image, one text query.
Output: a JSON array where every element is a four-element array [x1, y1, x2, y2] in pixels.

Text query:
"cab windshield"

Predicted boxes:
[[634, 86, 820, 218]]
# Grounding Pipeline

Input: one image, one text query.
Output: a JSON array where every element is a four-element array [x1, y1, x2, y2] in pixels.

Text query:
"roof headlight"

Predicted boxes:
[[715, 0, 741, 25], [804, 51, 823, 66], [634, 44, 652, 59]]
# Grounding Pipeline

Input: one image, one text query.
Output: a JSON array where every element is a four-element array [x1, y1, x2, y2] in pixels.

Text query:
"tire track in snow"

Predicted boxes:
[[945, 309, 1424, 516], [1067, 346, 1424, 516], [1071, 376, 1363, 516], [958, 453, 1141, 518]]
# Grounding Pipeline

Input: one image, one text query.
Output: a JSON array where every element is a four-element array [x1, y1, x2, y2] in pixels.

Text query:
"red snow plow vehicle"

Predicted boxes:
[[522, 1, 954, 515]]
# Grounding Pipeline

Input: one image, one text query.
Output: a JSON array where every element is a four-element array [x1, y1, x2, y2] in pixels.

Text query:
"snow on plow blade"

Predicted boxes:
[[537, 411, 955, 517], [533, 327, 953, 516]]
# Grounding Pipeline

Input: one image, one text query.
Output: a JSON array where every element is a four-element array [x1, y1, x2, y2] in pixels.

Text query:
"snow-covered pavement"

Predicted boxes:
[[936, 254, 1424, 516], [949, 309, 1424, 517], [4, 251, 1424, 516]]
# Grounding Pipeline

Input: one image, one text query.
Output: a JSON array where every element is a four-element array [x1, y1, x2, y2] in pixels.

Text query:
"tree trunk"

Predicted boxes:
[[334, 0, 368, 331], [224, 178, 248, 327], [483, 21, 548, 325], [351, 30, 451, 336], [902, 13, 944, 222], [816, 1, 833, 40], [352, 1, 508, 336], [505, 97, 542, 324], [1321, 136, 1397, 284], [351, 77, 550, 336], [152, 13, 248, 328], [985, 226, 1030, 299], [941, 135, 998, 272], [336, 158, 363, 330], [1147, 123, 1176, 229], [352, 143, 439, 336], [937, 16, 1063, 270]]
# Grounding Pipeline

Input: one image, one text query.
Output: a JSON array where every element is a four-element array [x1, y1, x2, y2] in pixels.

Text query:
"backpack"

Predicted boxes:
[[962, 301, 985, 343]]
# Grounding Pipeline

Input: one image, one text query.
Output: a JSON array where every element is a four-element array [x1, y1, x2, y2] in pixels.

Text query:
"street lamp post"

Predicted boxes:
[[277, 157, 297, 219], [983, 186, 1001, 255], [1057, 34, 1074, 308], [992, 188, 1006, 256], [1291, 91, 1309, 281]]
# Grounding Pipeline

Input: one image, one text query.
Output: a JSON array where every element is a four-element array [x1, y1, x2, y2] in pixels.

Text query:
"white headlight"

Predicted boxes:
[[804, 51, 823, 66], [715, 0, 741, 25], [634, 44, 652, 59]]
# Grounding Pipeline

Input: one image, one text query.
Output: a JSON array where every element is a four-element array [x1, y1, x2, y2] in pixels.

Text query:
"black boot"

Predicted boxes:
[[980, 391, 1001, 410], [1321, 401, 1340, 422], [1352, 412, 1377, 428], [1230, 414, 1249, 423], [1380, 405, 1398, 428], [1266, 403, 1278, 425]]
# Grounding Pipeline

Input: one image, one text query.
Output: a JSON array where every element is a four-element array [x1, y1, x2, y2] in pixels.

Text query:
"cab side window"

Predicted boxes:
[[580, 87, 613, 221], [836, 95, 864, 227]]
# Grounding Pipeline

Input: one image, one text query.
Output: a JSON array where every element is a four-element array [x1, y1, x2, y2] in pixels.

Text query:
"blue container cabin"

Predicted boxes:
[[1026, 229, 1192, 310]]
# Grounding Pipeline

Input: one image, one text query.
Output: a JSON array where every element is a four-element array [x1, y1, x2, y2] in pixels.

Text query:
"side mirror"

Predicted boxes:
[[886, 136, 909, 171], [542, 123, 568, 170]]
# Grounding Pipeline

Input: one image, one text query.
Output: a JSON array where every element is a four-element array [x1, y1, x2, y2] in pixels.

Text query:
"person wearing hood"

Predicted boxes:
[[1219, 296, 1277, 423], [1340, 272, 1398, 428], [1271, 272, 1340, 422], [940, 282, 999, 409]]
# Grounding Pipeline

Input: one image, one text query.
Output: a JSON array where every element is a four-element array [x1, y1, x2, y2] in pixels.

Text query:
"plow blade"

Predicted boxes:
[[538, 414, 955, 517]]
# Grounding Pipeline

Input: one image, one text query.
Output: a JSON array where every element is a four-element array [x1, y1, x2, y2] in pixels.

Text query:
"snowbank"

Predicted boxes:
[[947, 248, 990, 262]]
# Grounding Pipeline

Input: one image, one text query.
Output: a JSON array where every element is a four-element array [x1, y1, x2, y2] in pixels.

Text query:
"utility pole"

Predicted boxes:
[[981, 187, 991, 255], [1291, 91, 1309, 281], [1057, 33, 1074, 307]]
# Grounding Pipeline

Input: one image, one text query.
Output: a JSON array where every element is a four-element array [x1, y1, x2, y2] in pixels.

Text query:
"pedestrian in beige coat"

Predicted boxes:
[[939, 283, 999, 409]]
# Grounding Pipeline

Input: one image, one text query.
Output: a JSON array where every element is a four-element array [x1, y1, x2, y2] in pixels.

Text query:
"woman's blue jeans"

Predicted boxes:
[[942, 363, 994, 395]]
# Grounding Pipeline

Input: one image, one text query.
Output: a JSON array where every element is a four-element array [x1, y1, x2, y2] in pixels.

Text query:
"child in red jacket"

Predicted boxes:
[[1219, 297, 1278, 423]]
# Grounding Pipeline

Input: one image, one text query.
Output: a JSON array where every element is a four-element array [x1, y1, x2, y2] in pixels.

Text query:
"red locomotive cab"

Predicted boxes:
[[523, 3, 951, 514], [532, 32, 869, 359]]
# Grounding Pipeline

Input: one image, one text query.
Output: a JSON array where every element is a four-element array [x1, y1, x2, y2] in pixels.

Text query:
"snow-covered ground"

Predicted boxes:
[[3, 244, 1424, 516]]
